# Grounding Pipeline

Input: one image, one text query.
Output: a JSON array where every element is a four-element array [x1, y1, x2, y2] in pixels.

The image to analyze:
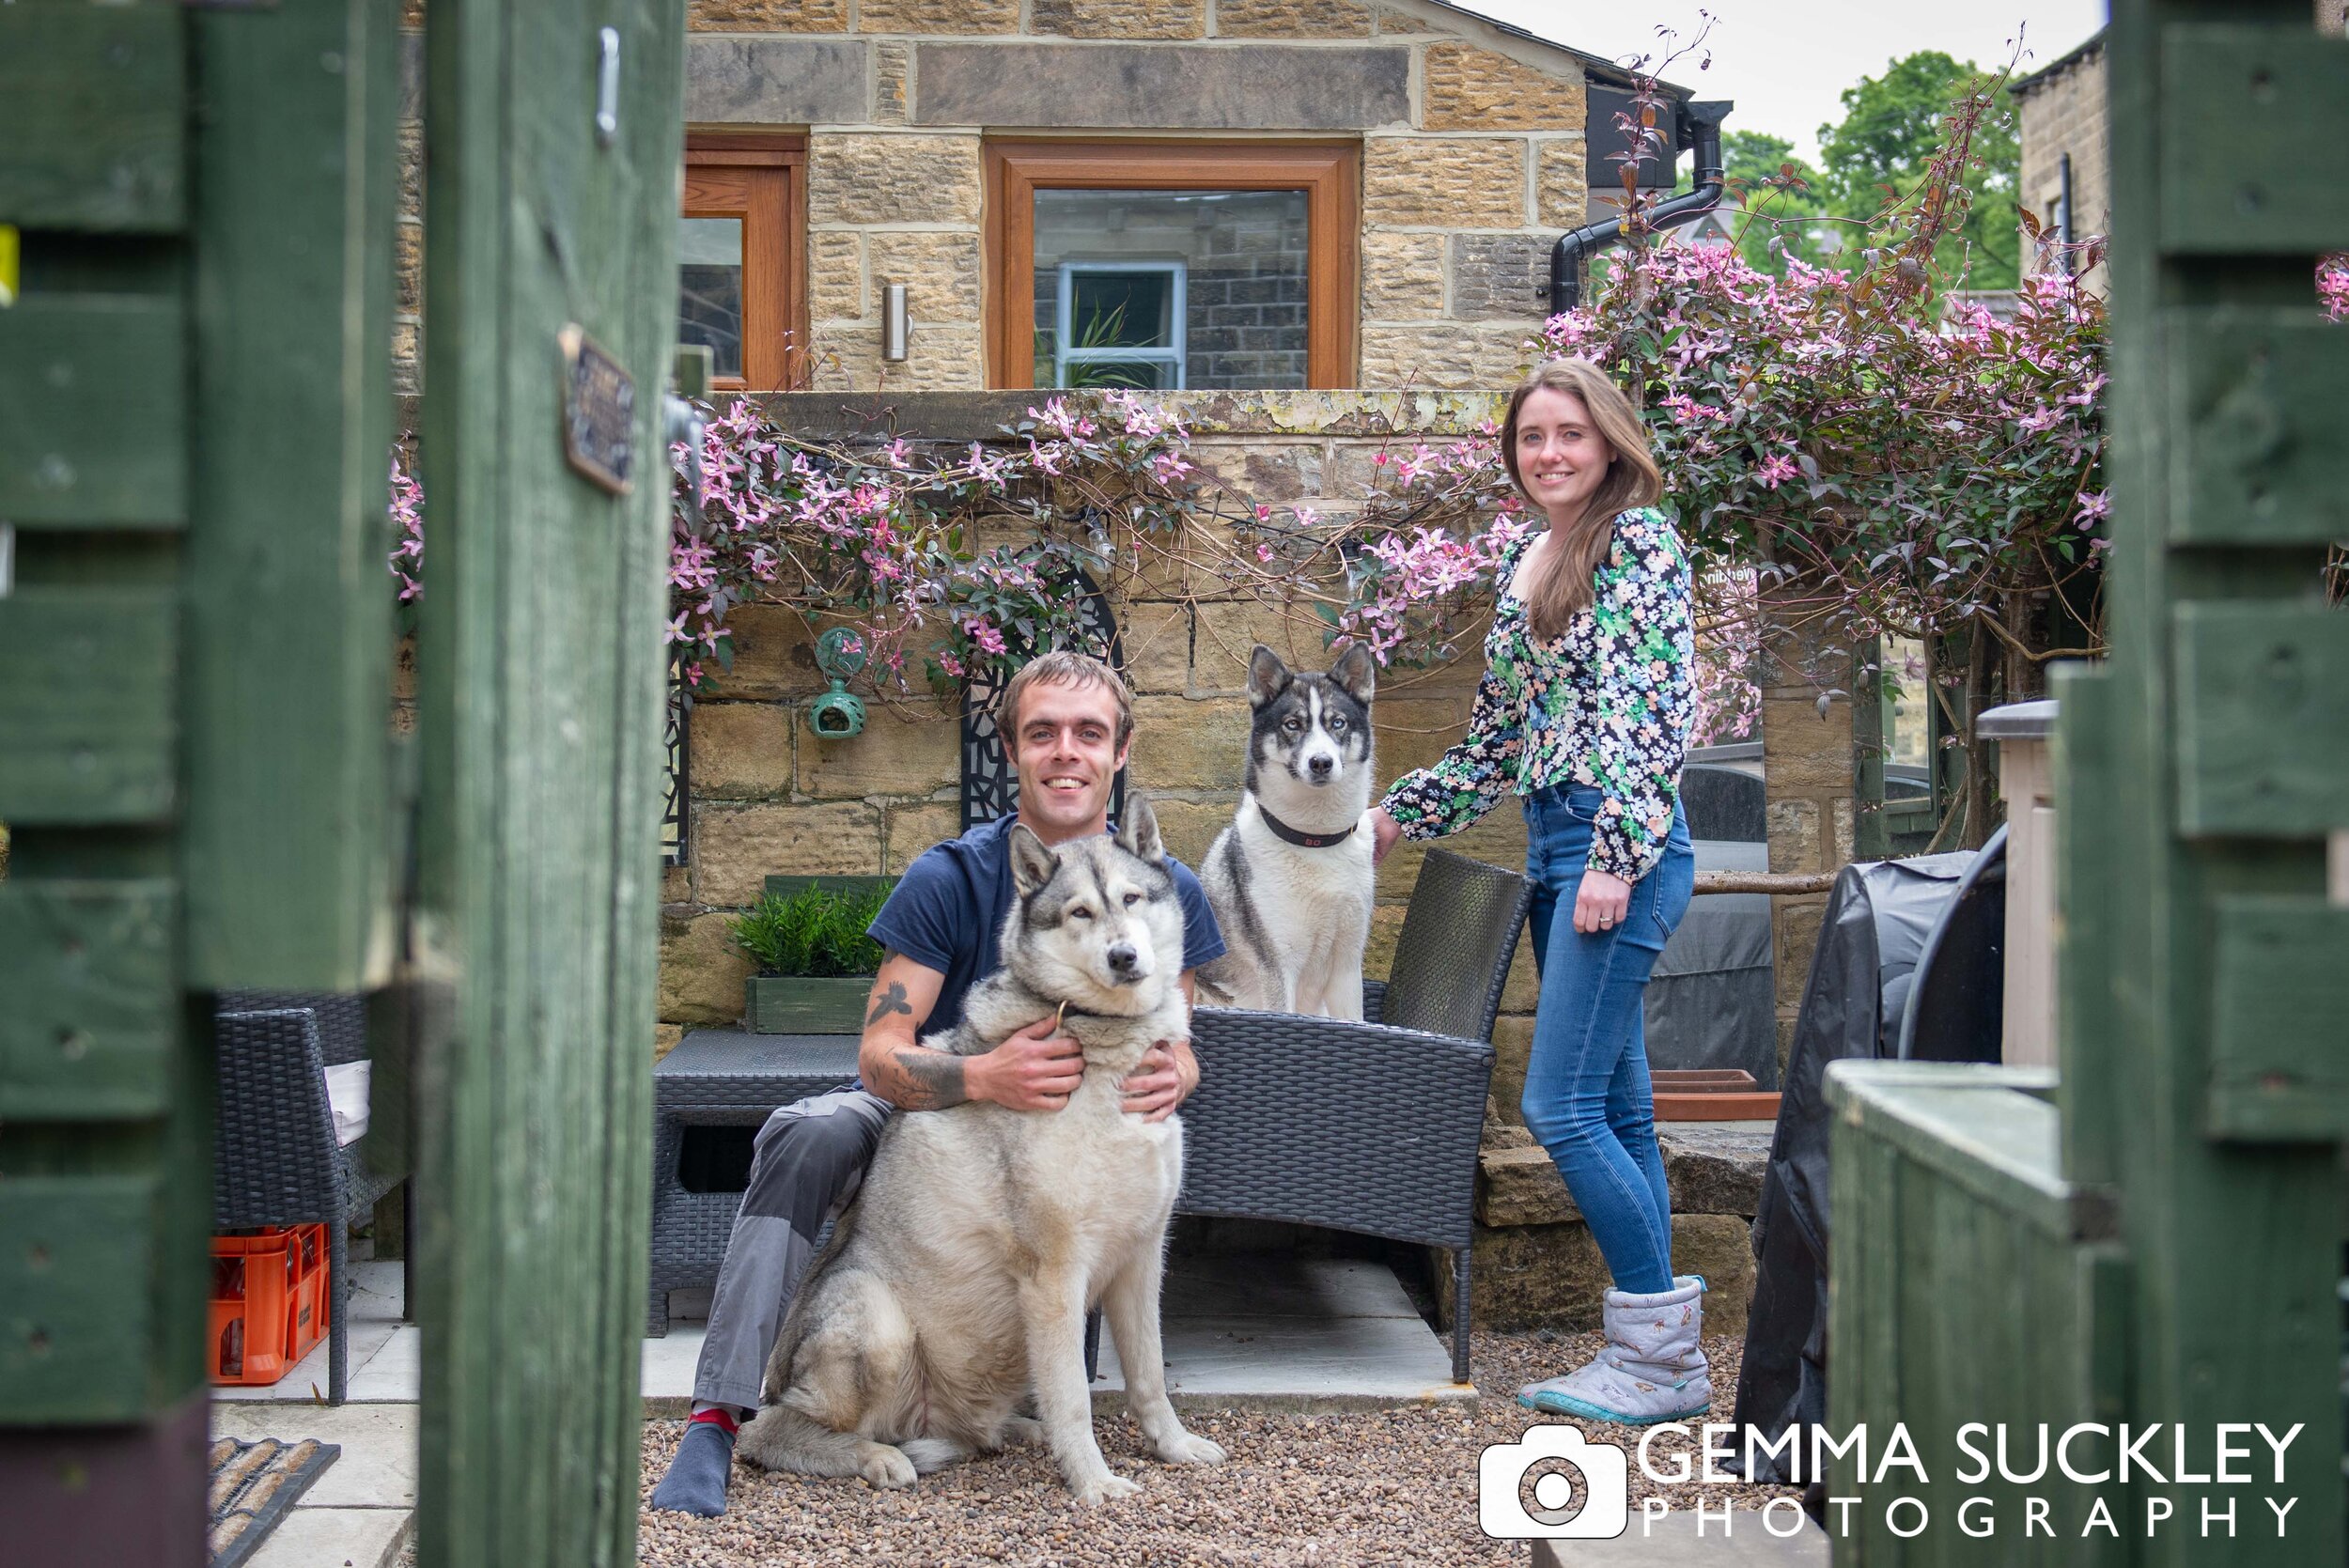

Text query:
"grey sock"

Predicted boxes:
[[649, 1421, 735, 1516]]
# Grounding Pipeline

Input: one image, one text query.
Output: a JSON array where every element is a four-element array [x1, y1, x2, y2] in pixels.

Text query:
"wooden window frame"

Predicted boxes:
[[983, 140, 1360, 391], [682, 132, 807, 391]]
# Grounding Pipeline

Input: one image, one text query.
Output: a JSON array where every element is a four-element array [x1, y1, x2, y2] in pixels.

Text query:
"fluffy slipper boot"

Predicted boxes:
[[1516, 1274, 1712, 1426]]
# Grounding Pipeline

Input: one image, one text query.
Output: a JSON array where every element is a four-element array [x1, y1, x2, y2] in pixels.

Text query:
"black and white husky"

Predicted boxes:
[[1196, 644, 1377, 1019]]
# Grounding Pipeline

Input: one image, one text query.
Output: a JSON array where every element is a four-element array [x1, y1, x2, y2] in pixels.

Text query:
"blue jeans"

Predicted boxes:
[[1520, 784, 1696, 1296]]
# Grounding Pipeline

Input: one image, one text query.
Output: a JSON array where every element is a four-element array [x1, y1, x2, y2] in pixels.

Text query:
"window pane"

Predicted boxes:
[[1070, 271, 1174, 349], [1034, 189, 1309, 391], [677, 216, 743, 380], [1060, 358, 1178, 390]]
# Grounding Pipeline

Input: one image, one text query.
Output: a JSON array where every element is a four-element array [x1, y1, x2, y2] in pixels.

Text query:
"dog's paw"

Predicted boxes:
[[859, 1444, 918, 1489], [1155, 1431, 1228, 1467], [1069, 1472, 1142, 1507], [995, 1415, 1047, 1449]]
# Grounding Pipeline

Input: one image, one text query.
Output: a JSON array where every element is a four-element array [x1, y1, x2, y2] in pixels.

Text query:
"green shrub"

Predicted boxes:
[[726, 881, 894, 978]]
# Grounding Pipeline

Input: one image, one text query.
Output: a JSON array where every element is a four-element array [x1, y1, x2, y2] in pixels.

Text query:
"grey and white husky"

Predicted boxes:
[[738, 796, 1227, 1505], [1196, 644, 1377, 1019]]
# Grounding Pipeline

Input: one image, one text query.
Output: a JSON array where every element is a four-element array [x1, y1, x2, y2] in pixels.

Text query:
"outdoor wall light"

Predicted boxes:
[[807, 626, 868, 740], [882, 283, 910, 363]]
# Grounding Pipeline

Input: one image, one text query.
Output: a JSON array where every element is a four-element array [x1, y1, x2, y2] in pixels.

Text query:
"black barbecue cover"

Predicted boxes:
[[1724, 846, 1983, 1483]]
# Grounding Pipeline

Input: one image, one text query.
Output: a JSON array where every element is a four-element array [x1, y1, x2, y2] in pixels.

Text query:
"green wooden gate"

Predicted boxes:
[[1828, 2, 2348, 1563], [1, 1, 683, 1561], [410, 0, 684, 1560]]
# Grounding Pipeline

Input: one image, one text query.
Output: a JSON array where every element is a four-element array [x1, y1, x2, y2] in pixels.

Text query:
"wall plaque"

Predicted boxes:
[[559, 324, 634, 495]]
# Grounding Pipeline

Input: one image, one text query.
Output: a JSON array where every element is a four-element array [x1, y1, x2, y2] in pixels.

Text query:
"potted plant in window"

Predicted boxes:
[[728, 877, 895, 1034]]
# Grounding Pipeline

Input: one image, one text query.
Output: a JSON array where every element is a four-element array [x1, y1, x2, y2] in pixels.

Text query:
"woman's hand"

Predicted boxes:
[[1368, 806, 1404, 866], [1574, 868, 1633, 935]]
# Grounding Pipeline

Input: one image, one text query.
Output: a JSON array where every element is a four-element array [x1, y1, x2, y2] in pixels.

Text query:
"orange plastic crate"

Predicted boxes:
[[208, 1224, 330, 1387]]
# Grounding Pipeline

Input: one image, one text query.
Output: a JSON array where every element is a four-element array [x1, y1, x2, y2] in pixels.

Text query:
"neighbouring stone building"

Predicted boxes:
[[2012, 0, 2345, 293], [2010, 31, 2108, 295]]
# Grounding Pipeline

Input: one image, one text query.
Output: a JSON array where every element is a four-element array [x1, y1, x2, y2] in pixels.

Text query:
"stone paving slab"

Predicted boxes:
[[1531, 1510, 1828, 1565], [208, 1399, 415, 1568], [210, 1404, 418, 1509], [213, 1262, 412, 1405], [236, 1504, 411, 1568]]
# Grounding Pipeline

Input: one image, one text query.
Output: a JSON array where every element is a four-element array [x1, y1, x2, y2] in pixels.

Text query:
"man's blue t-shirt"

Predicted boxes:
[[867, 813, 1226, 1038]]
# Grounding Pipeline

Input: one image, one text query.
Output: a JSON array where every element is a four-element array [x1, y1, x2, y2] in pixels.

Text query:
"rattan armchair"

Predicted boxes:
[[213, 998, 405, 1404], [1180, 847, 1531, 1384]]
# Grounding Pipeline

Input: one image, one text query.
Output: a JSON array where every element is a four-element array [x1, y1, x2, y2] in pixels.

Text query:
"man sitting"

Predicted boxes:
[[650, 649, 1225, 1516]]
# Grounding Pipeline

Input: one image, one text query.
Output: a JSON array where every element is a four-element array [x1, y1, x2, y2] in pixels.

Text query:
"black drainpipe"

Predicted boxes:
[[1549, 100, 1735, 314], [2057, 151, 2076, 274]]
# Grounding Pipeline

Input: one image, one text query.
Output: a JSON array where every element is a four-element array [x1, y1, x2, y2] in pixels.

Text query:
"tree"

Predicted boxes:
[[1721, 129, 1829, 276], [1817, 51, 2020, 289]]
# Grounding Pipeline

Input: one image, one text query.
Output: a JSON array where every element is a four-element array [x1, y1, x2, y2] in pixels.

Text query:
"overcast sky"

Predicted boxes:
[[1451, 1, 2109, 163]]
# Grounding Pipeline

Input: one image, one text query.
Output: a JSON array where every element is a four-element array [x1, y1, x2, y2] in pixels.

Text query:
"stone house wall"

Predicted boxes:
[[393, 0, 1613, 395], [2012, 37, 2108, 297], [2015, 7, 2343, 296]]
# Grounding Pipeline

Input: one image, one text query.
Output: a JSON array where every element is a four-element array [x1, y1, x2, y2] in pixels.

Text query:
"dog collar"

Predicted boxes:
[[1255, 802, 1359, 849]]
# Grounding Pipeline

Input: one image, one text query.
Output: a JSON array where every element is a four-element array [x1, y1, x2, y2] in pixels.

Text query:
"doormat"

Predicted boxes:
[[209, 1436, 340, 1568]]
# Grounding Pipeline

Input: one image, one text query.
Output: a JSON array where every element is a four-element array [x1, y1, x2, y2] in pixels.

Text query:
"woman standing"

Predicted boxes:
[[1368, 358, 1704, 1425]]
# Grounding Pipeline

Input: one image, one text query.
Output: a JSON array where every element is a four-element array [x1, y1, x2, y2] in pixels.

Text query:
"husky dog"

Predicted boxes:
[[1197, 644, 1378, 1019], [737, 796, 1226, 1505]]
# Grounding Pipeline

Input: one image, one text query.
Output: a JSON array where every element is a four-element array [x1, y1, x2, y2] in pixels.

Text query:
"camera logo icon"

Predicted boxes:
[[1479, 1425, 1630, 1540]]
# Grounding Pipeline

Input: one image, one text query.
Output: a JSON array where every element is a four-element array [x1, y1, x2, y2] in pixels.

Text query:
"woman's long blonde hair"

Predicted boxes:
[[1500, 360, 1663, 641]]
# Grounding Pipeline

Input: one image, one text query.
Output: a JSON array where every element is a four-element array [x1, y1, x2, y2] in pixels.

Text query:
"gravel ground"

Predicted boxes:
[[636, 1329, 1803, 1566]]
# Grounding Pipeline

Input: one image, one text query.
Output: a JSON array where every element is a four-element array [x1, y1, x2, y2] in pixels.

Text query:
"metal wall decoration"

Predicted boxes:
[[662, 650, 690, 865], [960, 568, 1127, 831]]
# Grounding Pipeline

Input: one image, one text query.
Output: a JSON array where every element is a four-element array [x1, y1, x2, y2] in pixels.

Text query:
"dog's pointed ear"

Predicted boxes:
[[1115, 793, 1165, 865], [1007, 823, 1060, 896], [1330, 642, 1377, 706], [1247, 645, 1293, 708]]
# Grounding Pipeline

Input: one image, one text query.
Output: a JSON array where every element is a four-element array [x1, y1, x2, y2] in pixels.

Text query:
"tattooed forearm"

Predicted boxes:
[[885, 1048, 968, 1110], [865, 980, 912, 1028]]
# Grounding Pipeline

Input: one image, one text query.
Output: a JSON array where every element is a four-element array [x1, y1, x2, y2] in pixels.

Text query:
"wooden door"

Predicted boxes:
[[410, 0, 685, 1562]]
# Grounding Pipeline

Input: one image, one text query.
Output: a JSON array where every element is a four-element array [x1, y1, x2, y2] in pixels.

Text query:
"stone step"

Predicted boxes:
[[1445, 1123, 1773, 1337], [1480, 1121, 1770, 1229]]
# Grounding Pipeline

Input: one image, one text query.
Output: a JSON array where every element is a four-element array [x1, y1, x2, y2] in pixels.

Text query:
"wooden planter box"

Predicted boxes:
[[1652, 1069, 1781, 1123], [744, 975, 874, 1034]]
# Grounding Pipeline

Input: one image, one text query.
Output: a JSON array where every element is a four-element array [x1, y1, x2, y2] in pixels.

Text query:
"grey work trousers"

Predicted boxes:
[[692, 1086, 894, 1414]]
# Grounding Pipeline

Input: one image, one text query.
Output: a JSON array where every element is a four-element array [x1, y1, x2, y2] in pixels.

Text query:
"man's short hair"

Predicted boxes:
[[998, 649, 1134, 752]]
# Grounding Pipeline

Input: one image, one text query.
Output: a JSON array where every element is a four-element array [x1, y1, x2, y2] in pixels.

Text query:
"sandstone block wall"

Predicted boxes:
[[395, 38, 424, 396], [1757, 577, 1856, 1074], [655, 388, 1558, 1043]]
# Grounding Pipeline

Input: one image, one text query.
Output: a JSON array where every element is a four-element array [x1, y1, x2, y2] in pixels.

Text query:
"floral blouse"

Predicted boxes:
[[1380, 506, 1696, 882]]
